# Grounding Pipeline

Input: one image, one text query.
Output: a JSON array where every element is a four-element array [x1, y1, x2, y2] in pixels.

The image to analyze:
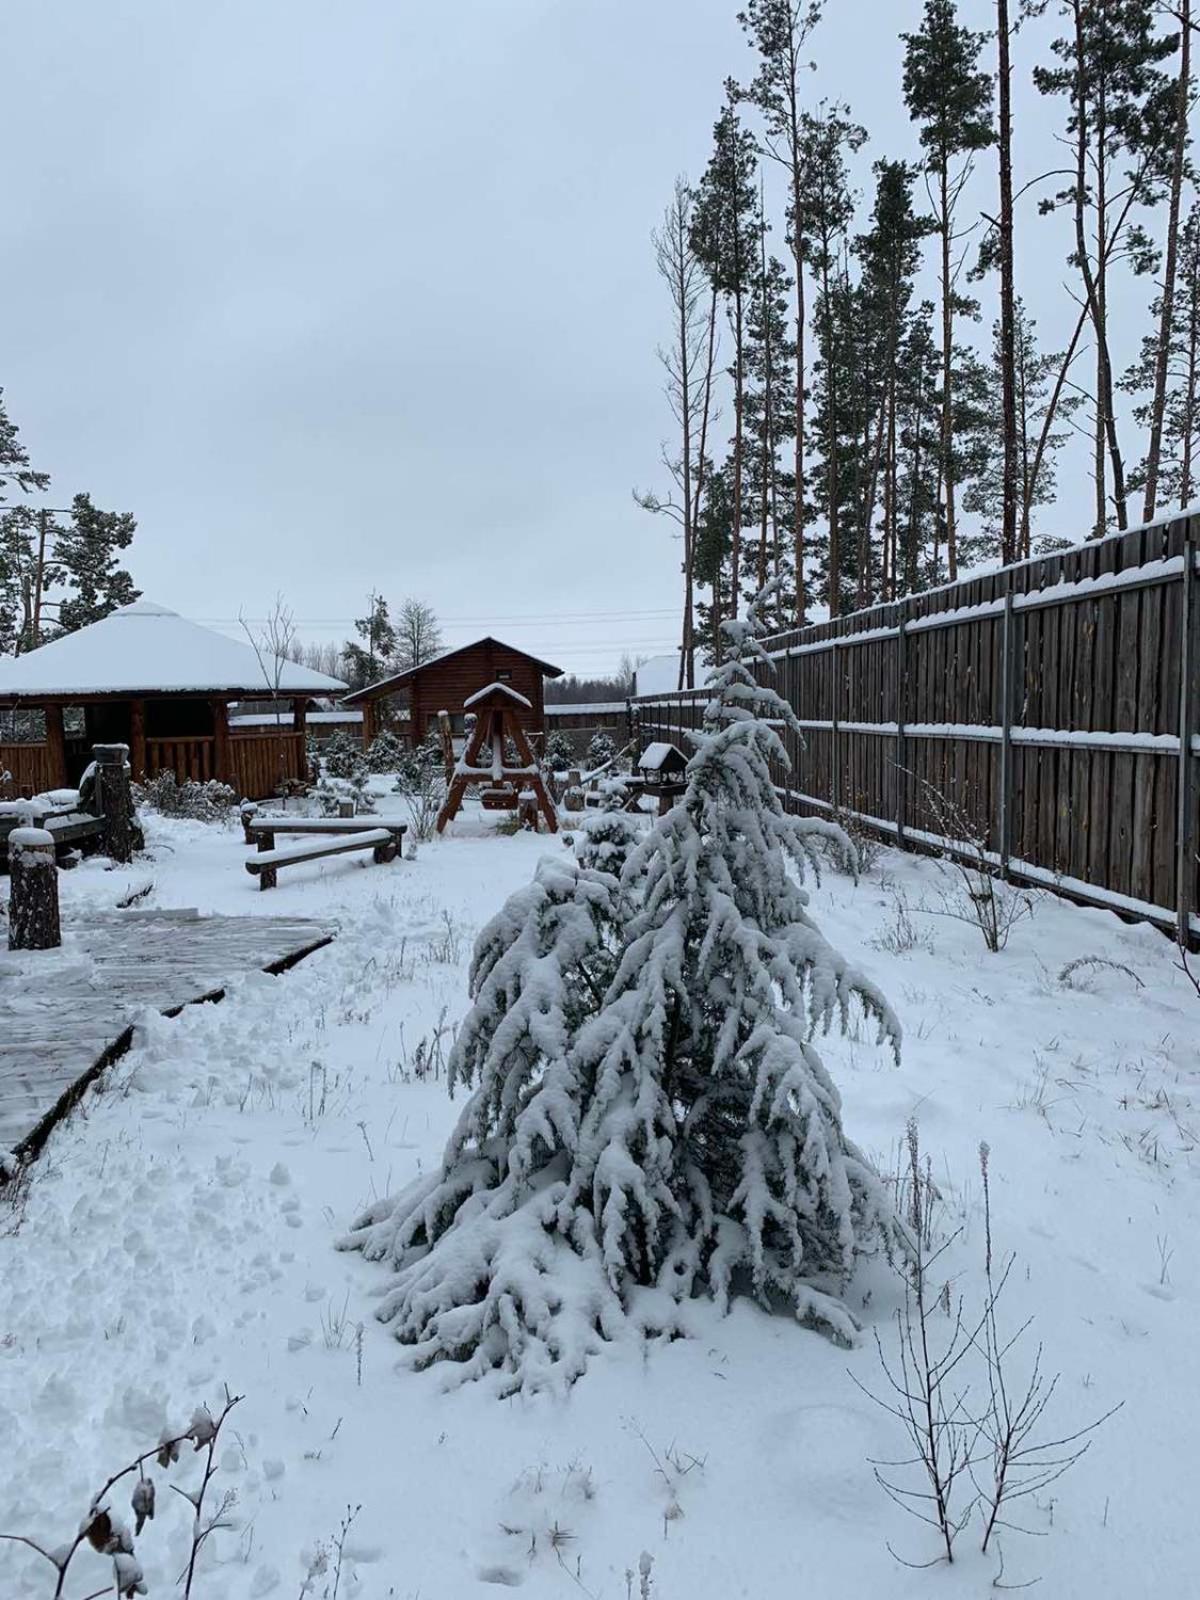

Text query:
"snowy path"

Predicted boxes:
[[0, 908, 332, 1157], [0, 806, 1198, 1598]]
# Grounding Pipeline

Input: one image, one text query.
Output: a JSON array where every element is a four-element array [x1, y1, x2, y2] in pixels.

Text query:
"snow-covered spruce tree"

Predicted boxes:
[[366, 728, 406, 774], [572, 809, 642, 879], [341, 588, 902, 1391]]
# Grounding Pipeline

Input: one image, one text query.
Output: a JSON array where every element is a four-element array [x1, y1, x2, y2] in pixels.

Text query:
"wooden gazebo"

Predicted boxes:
[[0, 600, 347, 800]]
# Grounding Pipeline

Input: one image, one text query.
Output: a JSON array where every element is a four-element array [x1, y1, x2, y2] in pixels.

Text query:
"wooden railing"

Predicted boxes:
[[147, 737, 216, 784], [229, 732, 307, 800], [0, 742, 55, 799]]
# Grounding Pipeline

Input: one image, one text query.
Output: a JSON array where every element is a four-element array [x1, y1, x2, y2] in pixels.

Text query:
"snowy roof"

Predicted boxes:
[[638, 741, 687, 772], [229, 709, 364, 729], [0, 600, 348, 701], [632, 653, 683, 697], [464, 681, 533, 710]]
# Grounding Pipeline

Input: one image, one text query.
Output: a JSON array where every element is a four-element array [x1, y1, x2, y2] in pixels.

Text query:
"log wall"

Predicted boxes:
[[631, 512, 1200, 938]]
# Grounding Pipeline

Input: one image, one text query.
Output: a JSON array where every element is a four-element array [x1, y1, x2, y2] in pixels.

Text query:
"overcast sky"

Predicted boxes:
[[1, 1, 1177, 675]]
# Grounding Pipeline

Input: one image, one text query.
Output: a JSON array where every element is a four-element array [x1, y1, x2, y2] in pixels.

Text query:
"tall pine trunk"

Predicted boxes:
[[823, 257, 841, 617], [940, 160, 958, 579], [795, 253, 807, 623], [1143, 0, 1191, 523], [732, 288, 745, 607], [998, 0, 1019, 566], [1182, 251, 1200, 506], [689, 288, 719, 688], [677, 208, 695, 694]]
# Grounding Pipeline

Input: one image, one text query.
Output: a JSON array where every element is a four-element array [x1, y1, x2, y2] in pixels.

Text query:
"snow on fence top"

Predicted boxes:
[[0, 600, 348, 699], [544, 701, 627, 716]]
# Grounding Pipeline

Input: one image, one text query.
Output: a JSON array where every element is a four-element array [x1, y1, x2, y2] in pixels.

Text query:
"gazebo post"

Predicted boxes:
[[211, 698, 230, 786], [43, 704, 68, 790], [361, 697, 376, 750], [130, 698, 147, 782], [293, 698, 308, 785]]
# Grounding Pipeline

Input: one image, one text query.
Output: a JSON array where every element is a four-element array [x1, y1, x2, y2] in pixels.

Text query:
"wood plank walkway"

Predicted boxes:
[[0, 909, 334, 1166]]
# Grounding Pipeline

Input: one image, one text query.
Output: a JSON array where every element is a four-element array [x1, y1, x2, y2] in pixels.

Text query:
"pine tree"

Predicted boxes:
[[850, 161, 935, 607], [743, 228, 797, 619], [0, 389, 50, 654], [341, 589, 903, 1393], [691, 97, 762, 620], [903, 0, 994, 582], [694, 463, 734, 663], [1034, 0, 1178, 534], [966, 299, 1085, 559], [52, 493, 139, 633], [893, 310, 945, 592], [795, 103, 866, 615], [341, 592, 397, 690], [1124, 204, 1200, 510], [737, 0, 825, 624], [1139, 0, 1194, 522]]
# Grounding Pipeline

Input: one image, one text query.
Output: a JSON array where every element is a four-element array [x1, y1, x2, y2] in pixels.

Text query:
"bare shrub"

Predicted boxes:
[[394, 740, 446, 843], [972, 1143, 1121, 1556], [916, 777, 1033, 952], [0, 1389, 241, 1598], [854, 1121, 978, 1565], [870, 888, 933, 956]]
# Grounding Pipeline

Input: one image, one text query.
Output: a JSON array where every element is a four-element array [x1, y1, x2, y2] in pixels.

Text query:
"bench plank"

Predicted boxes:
[[244, 828, 401, 889], [246, 829, 392, 870], [247, 816, 408, 837]]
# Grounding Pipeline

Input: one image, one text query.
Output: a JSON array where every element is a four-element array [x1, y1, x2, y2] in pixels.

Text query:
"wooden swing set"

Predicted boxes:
[[435, 682, 558, 834]]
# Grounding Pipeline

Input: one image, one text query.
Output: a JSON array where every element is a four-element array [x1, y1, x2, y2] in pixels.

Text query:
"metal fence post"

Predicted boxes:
[[895, 613, 907, 849], [831, 640, 842, 817], [998, 589, 1015, 879], [1177, 533, 1196, 944]]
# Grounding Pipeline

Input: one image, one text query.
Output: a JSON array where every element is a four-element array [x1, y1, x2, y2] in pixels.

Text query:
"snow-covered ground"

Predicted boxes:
[[1, 792, 1197, 1599]]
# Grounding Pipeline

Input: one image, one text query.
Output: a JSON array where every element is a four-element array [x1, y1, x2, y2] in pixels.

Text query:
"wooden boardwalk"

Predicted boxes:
[[0, 909, 333, 1165]]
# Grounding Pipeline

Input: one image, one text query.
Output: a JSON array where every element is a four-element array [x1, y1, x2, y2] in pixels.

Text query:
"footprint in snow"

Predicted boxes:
[[477, 1565, 524, 1587]]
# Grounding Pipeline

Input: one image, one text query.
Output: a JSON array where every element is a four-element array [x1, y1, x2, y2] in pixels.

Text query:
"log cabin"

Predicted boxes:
[[343, 637, 563, 749]]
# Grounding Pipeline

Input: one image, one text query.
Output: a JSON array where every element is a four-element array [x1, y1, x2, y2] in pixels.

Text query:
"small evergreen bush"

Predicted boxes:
[[133, 773, 239, 824]]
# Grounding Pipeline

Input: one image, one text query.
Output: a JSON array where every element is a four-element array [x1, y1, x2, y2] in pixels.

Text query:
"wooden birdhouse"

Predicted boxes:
[[636, 742, 688, 814]]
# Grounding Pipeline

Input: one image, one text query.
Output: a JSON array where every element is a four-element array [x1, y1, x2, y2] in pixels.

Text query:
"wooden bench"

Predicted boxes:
[[244, 814, 408, 852], [1, 808, 106, 867], [244, 827, 402, 890]]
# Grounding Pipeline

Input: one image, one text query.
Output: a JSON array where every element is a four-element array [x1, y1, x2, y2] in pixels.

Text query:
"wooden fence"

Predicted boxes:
[[228, 732, 307, 799], [631, 511, 1200, 939], [0, 742, 56, 798], [2, 730, 307, 802]]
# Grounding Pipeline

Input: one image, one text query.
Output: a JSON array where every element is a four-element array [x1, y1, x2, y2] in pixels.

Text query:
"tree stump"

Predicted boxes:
[[563, 784, 585, 813], [518, 789, 539, 831], [93, 743, 138, 864], [337, 797, 356, 818], [8, 829, 61, 951]]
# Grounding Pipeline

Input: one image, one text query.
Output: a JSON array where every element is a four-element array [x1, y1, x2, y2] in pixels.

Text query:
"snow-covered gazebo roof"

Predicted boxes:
[[0, 600, 347, 703]]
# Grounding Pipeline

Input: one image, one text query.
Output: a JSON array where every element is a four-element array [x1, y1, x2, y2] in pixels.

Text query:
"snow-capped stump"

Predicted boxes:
[[341, 586, 904, 1393], [93, 742, 139, 864], [7, 827, 61, 951]]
